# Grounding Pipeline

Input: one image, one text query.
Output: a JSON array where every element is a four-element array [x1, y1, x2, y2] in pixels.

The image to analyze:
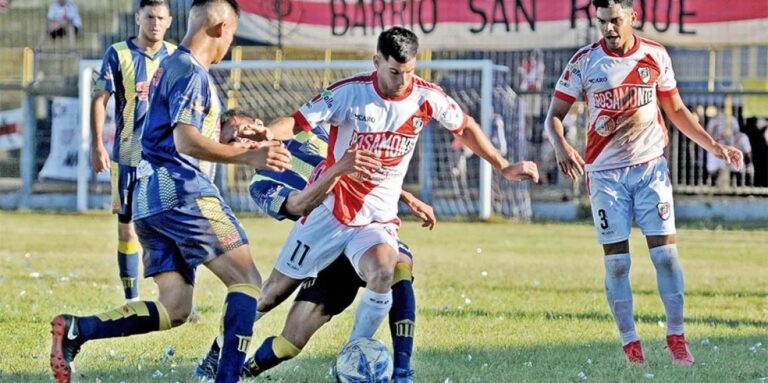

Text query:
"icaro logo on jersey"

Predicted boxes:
[[350, 131, 417, 160], [593, 85, 654, 111]]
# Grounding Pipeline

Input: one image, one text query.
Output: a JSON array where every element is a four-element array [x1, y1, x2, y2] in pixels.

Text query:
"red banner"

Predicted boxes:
[[237, 0, 768, 50]]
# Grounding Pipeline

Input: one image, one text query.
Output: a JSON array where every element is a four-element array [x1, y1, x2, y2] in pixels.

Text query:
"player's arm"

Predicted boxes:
[[90, 90, 112, 173], [659, 93, 743, 169], [174, 124, 292, 171], [266, 116, 306, 141], [400, 190, 436, 230], [90, 48, 118, 173], [544, 97, 585, 180], [457, 116, 539, 183], [283, 147, 382, 217]]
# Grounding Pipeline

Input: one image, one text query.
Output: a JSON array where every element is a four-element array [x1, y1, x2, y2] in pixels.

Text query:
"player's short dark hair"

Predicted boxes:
[[377, 27, 419, 63], [138, 0, 169, 9], [592, 0, 634, 9], [192, 0, 240, 17], [221, 108, 254, 123]]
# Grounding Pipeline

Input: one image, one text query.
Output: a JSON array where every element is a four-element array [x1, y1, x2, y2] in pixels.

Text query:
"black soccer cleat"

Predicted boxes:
[[193, 339, 220, 381], [241, 355, 265, 378], [50, 314, 82, 383]]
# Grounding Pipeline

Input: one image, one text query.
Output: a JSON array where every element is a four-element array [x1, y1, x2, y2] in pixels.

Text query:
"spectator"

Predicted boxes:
[[0, 0, 11, 14], [38, 0, 82, 48], [705, 110, 741, 186]]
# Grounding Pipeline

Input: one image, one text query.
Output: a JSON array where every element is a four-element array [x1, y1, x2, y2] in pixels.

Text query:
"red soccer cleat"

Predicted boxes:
[[622, 340, 646, 364], [50, 314, 82, 383], [666, 334, 695, 367]]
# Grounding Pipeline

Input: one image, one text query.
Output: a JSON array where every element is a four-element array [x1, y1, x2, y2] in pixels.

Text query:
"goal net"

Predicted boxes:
[[79, 59, 531, 220]]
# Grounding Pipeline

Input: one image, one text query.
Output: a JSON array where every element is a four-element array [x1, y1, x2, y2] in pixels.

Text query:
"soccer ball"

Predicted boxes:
[[334, 337, 393, 383]]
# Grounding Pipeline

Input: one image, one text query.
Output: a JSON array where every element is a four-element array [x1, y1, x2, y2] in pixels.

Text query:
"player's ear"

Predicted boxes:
[[210, 21, 225, 38], [166, 15, 173, 28], [373, 53, 380, 70]]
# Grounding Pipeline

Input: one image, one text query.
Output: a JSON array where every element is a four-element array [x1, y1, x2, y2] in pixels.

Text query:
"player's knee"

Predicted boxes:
[[117, 224, 138, 242], [604, 255, 631, 278]]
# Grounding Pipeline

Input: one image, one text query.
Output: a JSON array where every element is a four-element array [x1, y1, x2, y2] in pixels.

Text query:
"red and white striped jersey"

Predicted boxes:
[[294, 71, 467, 226], [554, 36, 678, 172]]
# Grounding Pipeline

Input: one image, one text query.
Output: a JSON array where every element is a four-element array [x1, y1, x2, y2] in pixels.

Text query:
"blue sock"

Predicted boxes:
[[649, 244, 686, 335], [117, 240, 140, 300], [216, 284, 259, 383], [604, 253, 638, 345], [77, 301, 171, 342], [251, 335, 301, 372], [389, 263, 415, 372]]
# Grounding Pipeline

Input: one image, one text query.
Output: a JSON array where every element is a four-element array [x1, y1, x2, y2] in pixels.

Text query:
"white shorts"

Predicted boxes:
[[587, 157, 676, 245], [273, 205, 400, 281]]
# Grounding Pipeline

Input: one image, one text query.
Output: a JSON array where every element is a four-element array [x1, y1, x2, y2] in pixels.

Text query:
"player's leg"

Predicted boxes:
[[390, 243, 416, 381], [50, 216, 185, 383], [187, 196, 261, 382], [588, 169, 644, 363], [113, 163, 141, 301], [633, 158, 693, 366], [345, 224, 400, 340]]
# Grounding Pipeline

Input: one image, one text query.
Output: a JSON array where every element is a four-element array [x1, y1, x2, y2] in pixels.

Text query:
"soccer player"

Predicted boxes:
[[49, 2, 291, 383], [194, 110, 427, 382], [261, 26, 539, 356], [90, 0, 175, 302], [543, 0, 743, 366]]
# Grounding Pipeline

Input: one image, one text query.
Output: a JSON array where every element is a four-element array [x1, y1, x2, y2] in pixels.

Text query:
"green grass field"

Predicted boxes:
[[0, 211, 765, 382]]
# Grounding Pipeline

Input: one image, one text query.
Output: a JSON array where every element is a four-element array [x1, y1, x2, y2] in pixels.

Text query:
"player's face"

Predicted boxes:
[[595, 5, 636, 53], [374, 54, 416, 98], [220, 115, 252, 144], [213, 12, 239, 64], [136, 5, 172, 44]]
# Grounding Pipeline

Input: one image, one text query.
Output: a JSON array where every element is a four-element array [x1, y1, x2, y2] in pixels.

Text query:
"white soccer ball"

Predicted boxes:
[[335, 337, 393, 383]]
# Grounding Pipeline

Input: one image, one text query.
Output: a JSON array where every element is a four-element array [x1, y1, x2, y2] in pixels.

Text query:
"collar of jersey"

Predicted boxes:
[[127, 37, 166, 60], [599, 34, 640, 58], [372, 72, 414, 101]]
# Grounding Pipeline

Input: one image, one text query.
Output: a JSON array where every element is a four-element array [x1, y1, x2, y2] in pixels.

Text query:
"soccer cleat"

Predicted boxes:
[[50, 315, 83, 383], [622, 340, 646, 364], [666, 334, 695, 367], [193, 340, 220, 381], [241, 355, 265, 378], [392, 367, 415, 383]]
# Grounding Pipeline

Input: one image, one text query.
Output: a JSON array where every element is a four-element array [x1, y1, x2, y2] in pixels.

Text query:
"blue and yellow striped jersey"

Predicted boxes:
[[133, 46, 222, 220], [249, 126, 329, 221], [95, 38, 176, 166]]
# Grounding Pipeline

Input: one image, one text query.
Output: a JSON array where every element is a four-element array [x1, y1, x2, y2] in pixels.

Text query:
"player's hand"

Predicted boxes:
[[237, 119, 273, 142], [710, 143, 744, 171], [242, 140, 292, 172], [334, 145, 382, 179], [554, 143, 585, 180], [405, 195, 436, 230], [91, 143, 110, 173], [500, 161, 539, 183]]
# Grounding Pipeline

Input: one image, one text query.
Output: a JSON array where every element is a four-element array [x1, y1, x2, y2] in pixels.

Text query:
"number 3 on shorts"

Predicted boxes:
[[598, 209, 609, 229]]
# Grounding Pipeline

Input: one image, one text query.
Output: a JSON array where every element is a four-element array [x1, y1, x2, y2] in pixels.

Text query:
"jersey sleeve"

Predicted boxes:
[[93, 47, 118, 94], [293, 87, 348, 132], [249, 174, 298, 221], [656, 49, 678, 98], [553, 52, 586, 104], [169, 70, 209, 131], [432, 93, 468, 134]]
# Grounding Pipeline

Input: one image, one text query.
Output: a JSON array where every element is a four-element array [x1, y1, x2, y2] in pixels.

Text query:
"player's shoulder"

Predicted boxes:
[[637, 37, 670, 56], [570, 41, 601, 63], [326, 71, 375, 92], [412, 75, 447, 96]]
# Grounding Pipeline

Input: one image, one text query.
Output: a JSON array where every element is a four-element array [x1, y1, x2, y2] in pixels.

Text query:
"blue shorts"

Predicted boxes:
[[111, 162, 137, 223], [134, 196, 249, 284]]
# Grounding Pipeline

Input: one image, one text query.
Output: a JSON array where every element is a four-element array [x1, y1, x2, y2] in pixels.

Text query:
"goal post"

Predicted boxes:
[[78, 58, 530, 220]]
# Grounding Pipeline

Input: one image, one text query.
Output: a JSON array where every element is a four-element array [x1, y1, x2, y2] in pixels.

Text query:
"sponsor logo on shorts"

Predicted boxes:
[[657, 202, 671, 220]]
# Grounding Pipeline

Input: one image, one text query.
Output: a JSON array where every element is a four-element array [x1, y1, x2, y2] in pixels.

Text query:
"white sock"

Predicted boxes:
[[350, 288, 392, 340], [604, 253, 639, 345], [650, 244, 685, 336]]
